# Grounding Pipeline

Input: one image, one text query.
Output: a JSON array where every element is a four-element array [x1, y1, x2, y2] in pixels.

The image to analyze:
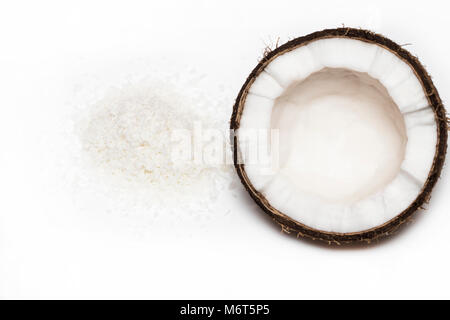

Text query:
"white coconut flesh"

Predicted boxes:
[[238, 38, 437, 233]]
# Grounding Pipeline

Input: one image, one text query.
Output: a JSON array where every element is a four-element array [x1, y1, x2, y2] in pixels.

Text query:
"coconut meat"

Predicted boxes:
[[238, 38, 437, 233]]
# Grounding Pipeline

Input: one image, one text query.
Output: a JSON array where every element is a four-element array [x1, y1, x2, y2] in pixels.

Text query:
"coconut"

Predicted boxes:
[[230, 28, 448, 244]]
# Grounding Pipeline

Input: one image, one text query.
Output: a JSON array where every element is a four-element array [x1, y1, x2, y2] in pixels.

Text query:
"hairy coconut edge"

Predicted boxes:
[[230, 27, 448, 245]]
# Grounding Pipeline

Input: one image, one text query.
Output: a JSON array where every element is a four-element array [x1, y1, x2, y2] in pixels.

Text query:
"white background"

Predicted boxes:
[[1, 0, 450, 299]]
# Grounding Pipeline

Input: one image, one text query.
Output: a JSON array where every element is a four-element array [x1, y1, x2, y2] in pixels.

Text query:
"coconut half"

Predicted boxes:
[[231, 28, 448, 244]]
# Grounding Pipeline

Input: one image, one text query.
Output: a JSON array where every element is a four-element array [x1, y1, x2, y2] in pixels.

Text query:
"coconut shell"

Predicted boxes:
[[230, 27, 448, 244]]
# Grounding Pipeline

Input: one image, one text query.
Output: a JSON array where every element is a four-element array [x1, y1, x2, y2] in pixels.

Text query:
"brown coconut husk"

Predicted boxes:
[[230, 27, 448, 245]]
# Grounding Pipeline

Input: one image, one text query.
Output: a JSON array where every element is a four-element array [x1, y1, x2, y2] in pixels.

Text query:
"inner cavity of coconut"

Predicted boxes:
[[272, 68, 407, 204], [238, 38, 437, 233]]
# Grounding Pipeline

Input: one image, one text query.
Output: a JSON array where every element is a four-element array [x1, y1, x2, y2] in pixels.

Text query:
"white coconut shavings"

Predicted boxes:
[[81, 84, 203, 187], [71, 66, 237, 223]]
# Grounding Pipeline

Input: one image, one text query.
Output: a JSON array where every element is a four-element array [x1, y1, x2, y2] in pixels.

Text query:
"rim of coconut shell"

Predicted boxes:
[[230, 27, 448, 245]]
